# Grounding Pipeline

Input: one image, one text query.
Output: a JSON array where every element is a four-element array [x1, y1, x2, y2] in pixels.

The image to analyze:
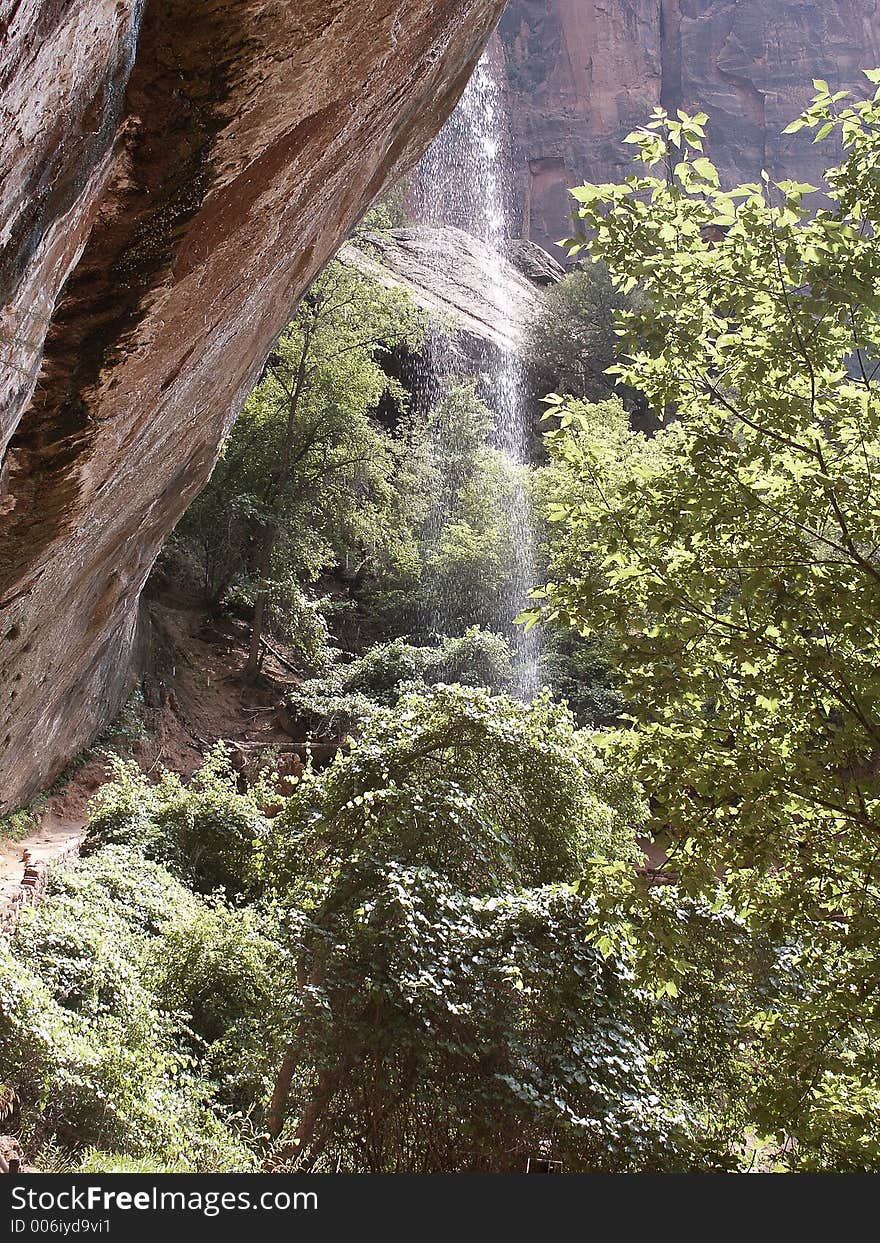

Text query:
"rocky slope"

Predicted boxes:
[[498, 0, 880, 252], [0, 0, 506, 814]]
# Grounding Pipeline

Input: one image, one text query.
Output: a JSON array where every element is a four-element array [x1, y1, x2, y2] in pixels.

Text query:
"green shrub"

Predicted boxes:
[[152, 899, 289, 1112], [0, 808, 37, 841], [338, 635, 436, 698], [78, 1151, 200, 1174], [284, 629, 515, 740], [258, 687, 745, 1171], [424, 628, 514, 689], [340, 628, 513, 698], [83, 746, 268, 896], [270, 684, 643, 894], [277, 865, 733, 1172], [0, 848, 263, 1169], [0, 842, 289, 1170]]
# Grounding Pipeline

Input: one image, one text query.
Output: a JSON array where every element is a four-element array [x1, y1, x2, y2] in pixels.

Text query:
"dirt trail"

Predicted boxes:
[[0, 813, 85, 903], [1, 568, 307, 913], [0, 755, 108, 905]]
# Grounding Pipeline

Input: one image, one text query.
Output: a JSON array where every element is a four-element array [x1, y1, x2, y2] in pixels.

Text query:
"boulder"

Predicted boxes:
[[343, 224, 546, 352]]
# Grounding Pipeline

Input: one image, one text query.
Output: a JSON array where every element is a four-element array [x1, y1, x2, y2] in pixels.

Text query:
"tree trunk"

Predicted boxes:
[[246, 587, 268, 679], [245, 524, 276, 680], [265, 944, 329, 1149], [244, 331, 312, 681], [265, 1065, 341, 1170], [266, 1047, 299, 1140]]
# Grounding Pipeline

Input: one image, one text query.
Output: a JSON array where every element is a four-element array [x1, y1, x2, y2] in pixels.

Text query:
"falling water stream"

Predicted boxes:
[[414, 50, 542, 698]]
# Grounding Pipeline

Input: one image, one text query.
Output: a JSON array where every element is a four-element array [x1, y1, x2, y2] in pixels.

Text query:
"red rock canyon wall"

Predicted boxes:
[[498, 0, 880, 252]]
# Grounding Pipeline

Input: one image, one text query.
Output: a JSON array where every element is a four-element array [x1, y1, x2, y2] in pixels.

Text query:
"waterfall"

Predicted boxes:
[[413, 50, 542, 699]]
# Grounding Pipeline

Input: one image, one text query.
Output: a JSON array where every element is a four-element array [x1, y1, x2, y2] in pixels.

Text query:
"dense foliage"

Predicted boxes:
[[179, 258, 427, 671], [1, 689, 754, 1172], [0, 844, 284, 1170], [178, 266, 542, 667], [365, 382, 524, 639], [171, 219, 614, 707], [528, 262, 645, 416], [12, 80, 880, 1175], [534, 79, 880, 1167], [283, 627, 515, 742]]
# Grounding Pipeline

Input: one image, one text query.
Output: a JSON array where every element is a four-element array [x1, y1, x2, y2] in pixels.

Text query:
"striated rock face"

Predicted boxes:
[[0, 0, 506, 813], [342, 225, 548, 352], [498, 0, 880, 253]]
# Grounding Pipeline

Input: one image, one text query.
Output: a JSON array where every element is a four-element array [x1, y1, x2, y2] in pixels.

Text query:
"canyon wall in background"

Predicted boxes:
[[497, 0, 880, 252]]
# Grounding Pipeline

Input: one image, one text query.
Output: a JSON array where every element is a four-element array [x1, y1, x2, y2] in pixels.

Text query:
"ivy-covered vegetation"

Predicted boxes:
[[1, 692, 753, 1172], [0, 844, 277, 1170]]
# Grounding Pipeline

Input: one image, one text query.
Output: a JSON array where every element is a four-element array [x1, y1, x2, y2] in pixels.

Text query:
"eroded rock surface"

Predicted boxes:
[[498, 0, 880, 252], [343, 225, 548, 352], [505, 237, 565, 286], [0, 0, 505, 812]]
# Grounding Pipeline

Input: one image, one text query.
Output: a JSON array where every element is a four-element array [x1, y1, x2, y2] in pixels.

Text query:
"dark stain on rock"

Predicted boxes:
[[0, 0, 248, 596]]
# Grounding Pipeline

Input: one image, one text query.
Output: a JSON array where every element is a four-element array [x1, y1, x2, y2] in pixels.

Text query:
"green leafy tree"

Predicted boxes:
[[533, 78, 880, 1166], [180, 259, 426, 675], [528, 262, 645, 410], [366, 382, 521, 638], [257, 685, 748, 1171]]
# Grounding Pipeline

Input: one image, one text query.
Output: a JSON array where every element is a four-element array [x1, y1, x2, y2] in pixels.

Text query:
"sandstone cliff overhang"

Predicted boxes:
[[0, 0, 506, 813]]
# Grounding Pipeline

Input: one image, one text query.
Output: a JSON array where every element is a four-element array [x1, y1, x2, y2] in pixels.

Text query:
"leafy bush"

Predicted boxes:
[[153, 899, 288, 1112], [258, 686, 748, 1171], [0, 847, 277, 1170], [284, 628, 515, 739], [277, 865, 732, 1172], [336, 635, 438, 698], [0, 808, 37, 841], [340, 628, 513, 698], [78, 1151, 199, 1174], [83, 746, 268, 896], [271, 684, 642, 892], [746, 932, 880, 1171], [426, 628, 514, 688]]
